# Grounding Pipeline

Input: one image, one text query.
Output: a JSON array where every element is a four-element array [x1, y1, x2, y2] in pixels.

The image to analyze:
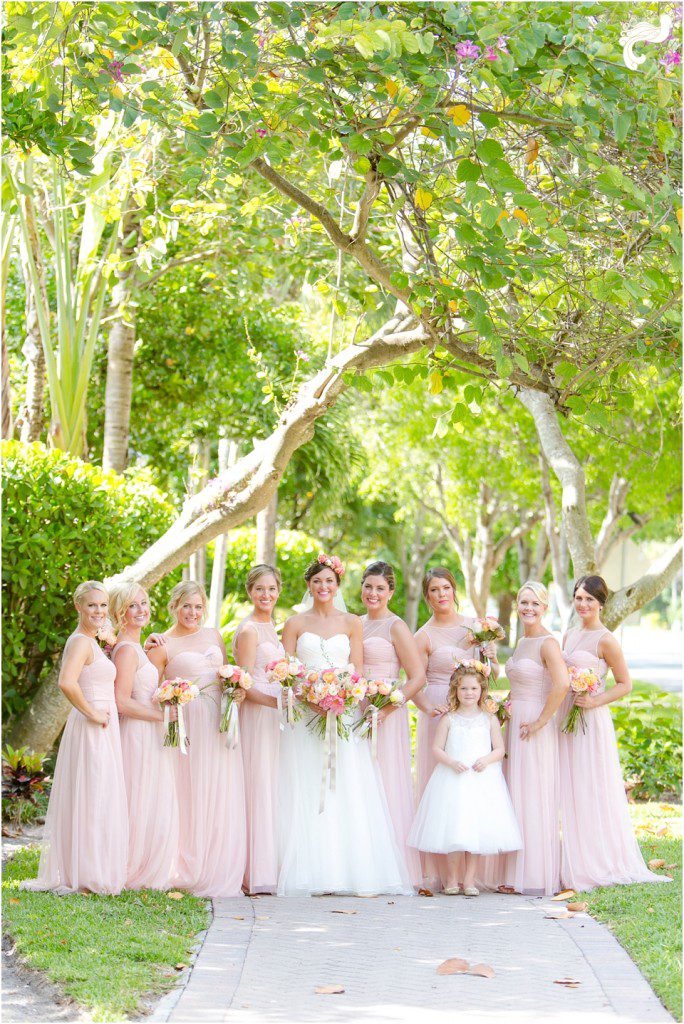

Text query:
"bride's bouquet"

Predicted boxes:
[[299, 666, 368, 741], [561, 666, 600, 734], [266, 656, 312, 725], [153, 677, 199, 753], [354, 678, 405, 754], [218, 664, 252, 748]]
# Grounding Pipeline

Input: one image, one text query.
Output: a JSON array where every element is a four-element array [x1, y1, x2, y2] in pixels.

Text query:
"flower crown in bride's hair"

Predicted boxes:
[[317, 552, 345, 578], [452, 658, 491, 679]]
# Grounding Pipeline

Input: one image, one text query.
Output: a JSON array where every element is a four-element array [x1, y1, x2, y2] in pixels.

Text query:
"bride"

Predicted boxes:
[[277, 553, 413, 897]]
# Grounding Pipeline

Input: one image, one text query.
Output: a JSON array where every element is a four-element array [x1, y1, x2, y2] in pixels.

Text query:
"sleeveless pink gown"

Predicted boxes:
[[362, 614, 422, 887], [165, 627, 246, 897], [559, 627, 667, 891], [233, 617, 284, 894], [116, 641, 179, 890], [414, 618, 477, 889], [498, 635, 561, 895], [22, 635, 128, 894]]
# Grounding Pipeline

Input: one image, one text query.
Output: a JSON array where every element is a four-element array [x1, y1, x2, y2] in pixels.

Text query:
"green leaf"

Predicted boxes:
[[613, 111, 632, 144], [456, 159, 481, 183], [658, 80, 673, 109], [476, 138, 504, 164]]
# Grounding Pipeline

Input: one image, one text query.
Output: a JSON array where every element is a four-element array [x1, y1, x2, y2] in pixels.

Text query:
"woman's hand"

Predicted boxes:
[[472, 757, 488, 772], [89, 708, 110, 728], [450, 759, 469, 774], [234, 688, 247, 705], [519, 719, 542, 741], [430, 703, 448, 717], [574, 693, 599, 709], [481, 641, 498, 661], [144, 633, 166, 651]]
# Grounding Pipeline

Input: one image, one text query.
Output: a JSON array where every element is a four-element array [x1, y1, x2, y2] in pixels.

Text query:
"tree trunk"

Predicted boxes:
[[603, 538, 683, 630], [496, 592, 514, 645], [404, 575, 423, 633], [188, 438, 210, 587], [102, 209, 141, 473], [7, 662, 69, 754], [256, 490, 278, 566], [17, 201, 47, 443], [2, 332, 12, 439], [207, 437, 239, 628]]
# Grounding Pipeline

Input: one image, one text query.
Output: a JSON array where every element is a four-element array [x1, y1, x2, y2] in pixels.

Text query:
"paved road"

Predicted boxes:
[[620, 626, 682, 693], [157, 893, 672, 1024]]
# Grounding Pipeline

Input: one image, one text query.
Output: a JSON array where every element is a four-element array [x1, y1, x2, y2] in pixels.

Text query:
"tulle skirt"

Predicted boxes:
[[240, 696, 281, 893], [416, 689, 450, 888], [559, 698, 669, 891], [174, 683, 246, 897], [277, 714, 413, 896], [21, 700, 128, 895], [120, 715, 179, 890]]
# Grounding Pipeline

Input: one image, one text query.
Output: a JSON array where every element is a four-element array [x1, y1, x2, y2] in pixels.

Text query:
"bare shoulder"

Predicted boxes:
[[64, 634, 93, 660], [598, 630, 620, 656], [345, 612, 362, 632], [540, 634, 562, 658]]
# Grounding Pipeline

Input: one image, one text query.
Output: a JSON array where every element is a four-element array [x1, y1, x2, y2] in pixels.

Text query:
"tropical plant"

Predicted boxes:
[[2, 744, 50, 827]]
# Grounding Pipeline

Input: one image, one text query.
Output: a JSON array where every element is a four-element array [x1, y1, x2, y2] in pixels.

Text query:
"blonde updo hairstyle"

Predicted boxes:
[[447, 662, 489, 712], [245, 563, 282, 596], [73, 580, 108, 612], [108, 581, 149, 630], [422, 567, 459, 609], [167, 580, 208, 623], [516, 580, 549, 606]]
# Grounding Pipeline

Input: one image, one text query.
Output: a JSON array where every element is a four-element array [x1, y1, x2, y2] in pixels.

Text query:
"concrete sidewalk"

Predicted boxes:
[[157, 893, 673, 1024]]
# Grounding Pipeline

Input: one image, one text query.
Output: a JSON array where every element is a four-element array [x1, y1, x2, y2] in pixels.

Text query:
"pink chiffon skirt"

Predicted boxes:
[[240, 693, 281, 893], [174, 683, 246, 897], [120, 716, 179, 890], [376, 705, 422, 886], [559, 698, 668, 891], [22, 700, 128, 895]]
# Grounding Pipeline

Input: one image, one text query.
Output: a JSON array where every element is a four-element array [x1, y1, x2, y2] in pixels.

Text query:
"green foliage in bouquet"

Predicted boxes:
[[1, 441, 178, 723]]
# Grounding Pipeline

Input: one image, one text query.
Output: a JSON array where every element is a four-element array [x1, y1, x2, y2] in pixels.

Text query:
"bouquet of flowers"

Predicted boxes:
[[96, 618, 118, 656], [153, 678, 199, 753], [561, 667, 600, 734], [266, 656, 312, 725], [299, 666, 367, 741], [218, 664, 253, 747], [484, 691, 511, 727], [354, 678, 405, 753], [465, 616, 506, 668]]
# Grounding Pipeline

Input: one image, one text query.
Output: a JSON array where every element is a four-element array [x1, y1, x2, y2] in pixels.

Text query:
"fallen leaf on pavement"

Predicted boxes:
[[174, 963, 187, 971], [167, 891, 184, 900], [256, 915, 270, 920], [551, 890, 576, 901], [315, 985, 345, 994], [387, 901, 395, 905], [331, 909, 357, 915], [554, 978, 581, 988], [648, 859, 666, 870], [418, 888, 434, 897], [544, 911, 573, 919], [436, 958, 469, 975], [566, 902, 588, 912], [497, 885, 517, 894], [469, 964, 495, 978], [233, 916, 245, 921]]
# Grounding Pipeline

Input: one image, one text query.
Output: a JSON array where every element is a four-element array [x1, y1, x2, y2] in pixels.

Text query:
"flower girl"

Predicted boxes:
[[408, 660, 522, 895]]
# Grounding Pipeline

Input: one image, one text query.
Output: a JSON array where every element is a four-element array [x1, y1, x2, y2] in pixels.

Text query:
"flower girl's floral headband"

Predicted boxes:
[[452, 658, 491, 679], [318, 552, 345, 577]]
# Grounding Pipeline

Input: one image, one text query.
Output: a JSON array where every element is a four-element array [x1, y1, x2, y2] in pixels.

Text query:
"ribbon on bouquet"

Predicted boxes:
[[276, 689, 285, 731], [163, 702, 189, 754], [370, 704, 379, 760], [318, 710, 338, 814], [287, 687, 296, 728], [224, 699, 240, 750]]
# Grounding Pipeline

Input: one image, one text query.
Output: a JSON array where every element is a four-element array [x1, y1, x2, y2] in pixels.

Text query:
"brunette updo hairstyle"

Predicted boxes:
[[447, 663, 489, 712], [362, 561, 396, 591], [573, 574, 609, 606], [422, 567, 459, 609], [245, 563, 282, 596], [304, 558, 342, 584]]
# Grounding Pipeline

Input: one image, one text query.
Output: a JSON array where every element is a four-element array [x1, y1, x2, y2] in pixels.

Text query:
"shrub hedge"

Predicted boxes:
[[217, 526, 320, 611], [2, 441, 178, 722]]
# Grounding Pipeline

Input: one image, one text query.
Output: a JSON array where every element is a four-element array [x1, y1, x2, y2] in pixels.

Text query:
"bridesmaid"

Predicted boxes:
[[559, 575, 668, 891], [22, 582, 128, 894], [497, 581, 568, 896], [414, 567, 500, 889], [147, 581, 246, 898], [110, 581, 179, 890], [233, 564, 285, 895], [360, 561, 425, 887]]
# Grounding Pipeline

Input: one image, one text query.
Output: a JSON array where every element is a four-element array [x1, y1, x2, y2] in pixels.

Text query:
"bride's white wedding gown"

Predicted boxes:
[[277, 632, 413, 896]]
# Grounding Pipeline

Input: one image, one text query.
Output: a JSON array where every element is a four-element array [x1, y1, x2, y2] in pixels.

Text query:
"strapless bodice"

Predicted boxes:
[[296, 632, 351, 672]]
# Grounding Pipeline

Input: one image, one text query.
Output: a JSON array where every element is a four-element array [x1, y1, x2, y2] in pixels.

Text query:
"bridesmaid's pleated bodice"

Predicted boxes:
[[115, 640, 159, 706], [506, 635, 553, 703], [164, 628, 223, 688], [362, 614, 400, 681], [67, 634, 116, 702], [562, 627, 609, 693], [417, 620, 478, 689], [232, 618, 284, 696]]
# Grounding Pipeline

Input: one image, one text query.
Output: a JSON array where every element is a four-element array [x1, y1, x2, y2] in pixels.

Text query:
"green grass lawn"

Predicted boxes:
[[2, 847, 210, 1022], [578, 803, 682, 1021]]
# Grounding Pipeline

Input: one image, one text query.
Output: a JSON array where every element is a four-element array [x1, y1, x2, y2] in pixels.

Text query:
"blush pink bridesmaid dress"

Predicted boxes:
[[165, 627, 246, 897], [233, 618, 284, 894], [22, 635, 128, 894], [116, 641, 179, 890], [413, 618, 477, 889], [559, 627, 668, 891], [362, 614, 422, 887], [498, 635, 561, 895]]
